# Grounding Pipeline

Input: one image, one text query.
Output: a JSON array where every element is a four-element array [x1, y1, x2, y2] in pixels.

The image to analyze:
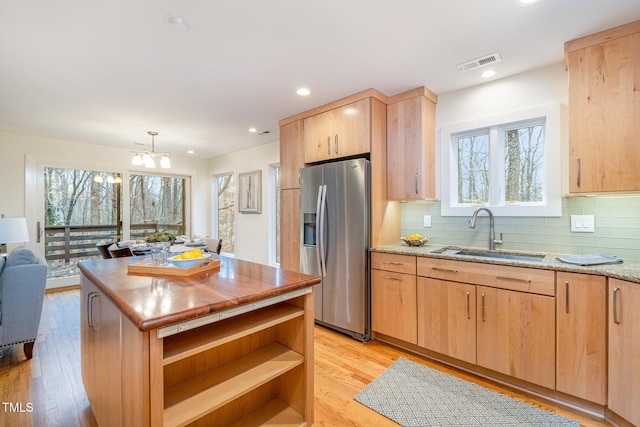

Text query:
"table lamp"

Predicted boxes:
[[0, 217, 30, 255]]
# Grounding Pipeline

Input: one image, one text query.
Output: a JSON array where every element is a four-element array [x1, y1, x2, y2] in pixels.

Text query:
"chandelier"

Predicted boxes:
[[132, 131, 171, 169]]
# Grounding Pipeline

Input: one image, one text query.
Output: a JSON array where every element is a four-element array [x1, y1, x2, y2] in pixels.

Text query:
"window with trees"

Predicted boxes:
[[215, 172, 235, 254], [270, 164, 280, 266], [44, 168, 188, 278], [441, 104, 563, 217], [129, 174, 185, 239]]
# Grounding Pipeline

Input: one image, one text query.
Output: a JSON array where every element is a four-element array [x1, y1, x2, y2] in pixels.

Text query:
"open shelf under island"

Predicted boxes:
[[78, 256, 319, 427]]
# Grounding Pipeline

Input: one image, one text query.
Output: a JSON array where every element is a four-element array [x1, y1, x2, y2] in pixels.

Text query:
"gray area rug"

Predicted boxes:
[[354, 357, 579, 426]]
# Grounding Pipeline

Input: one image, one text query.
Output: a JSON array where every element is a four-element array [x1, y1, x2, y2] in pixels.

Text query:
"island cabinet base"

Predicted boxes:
[[81, 272, 314, 427]]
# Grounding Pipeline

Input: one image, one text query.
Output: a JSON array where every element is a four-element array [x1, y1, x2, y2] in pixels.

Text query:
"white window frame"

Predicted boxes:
[[268, 163, 280, 267], [441, 104, 563, 217], [212, 171, 235, 256]]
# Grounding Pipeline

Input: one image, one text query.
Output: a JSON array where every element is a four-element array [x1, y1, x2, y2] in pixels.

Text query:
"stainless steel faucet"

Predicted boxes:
[[469, 207, 502, 250]]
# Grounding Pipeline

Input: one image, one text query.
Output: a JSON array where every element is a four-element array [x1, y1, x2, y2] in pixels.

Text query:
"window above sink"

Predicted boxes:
[[440, 104, 565, 217]]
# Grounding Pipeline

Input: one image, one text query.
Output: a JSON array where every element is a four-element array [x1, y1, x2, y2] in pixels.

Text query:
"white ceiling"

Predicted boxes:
[[1, 0, 639, 160]]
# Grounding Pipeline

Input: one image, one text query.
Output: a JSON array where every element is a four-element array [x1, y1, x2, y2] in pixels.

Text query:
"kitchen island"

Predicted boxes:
[[78, 256, 318, 427]]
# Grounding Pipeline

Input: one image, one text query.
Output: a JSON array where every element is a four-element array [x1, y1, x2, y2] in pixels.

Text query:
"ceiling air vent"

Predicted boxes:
[[456, 52, 502, 72]]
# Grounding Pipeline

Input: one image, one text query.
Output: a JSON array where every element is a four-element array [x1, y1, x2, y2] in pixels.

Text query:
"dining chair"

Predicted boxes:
[[96, 242, 113, 259], [109, 247, 133, 258], [204, 238, 222, 254]]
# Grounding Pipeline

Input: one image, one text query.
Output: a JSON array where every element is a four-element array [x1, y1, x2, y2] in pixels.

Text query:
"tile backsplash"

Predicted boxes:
[[401, 195, 640, 260]]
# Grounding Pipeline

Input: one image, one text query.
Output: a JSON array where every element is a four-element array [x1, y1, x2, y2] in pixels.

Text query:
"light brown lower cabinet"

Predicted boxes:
[[608, 278, 640, 427], [371, 269, 417, 344], [556, 272, 606, 405], [417, 277, 476, 364], [476, 285, 556, 390], [371, 252, 417, 344]]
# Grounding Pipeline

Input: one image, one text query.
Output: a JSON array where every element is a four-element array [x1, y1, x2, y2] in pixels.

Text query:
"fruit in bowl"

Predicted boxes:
[[402, 234, 430, 246], [169, 248, 211, 268]]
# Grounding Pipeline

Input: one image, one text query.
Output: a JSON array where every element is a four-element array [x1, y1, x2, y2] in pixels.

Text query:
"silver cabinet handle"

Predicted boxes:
[[334, 135, 338, 155], [415, 172, 419, 194], [481, 293, 486, 322], [433, 267, 457, 273], [613, 287, 621, 325], [88, 292, 99, 332], [327, 136, 331, 156], [576, 157, 581, 188], [383, 261, 404, 266], [565, 280, 570, 314], [496, 276, 531, 284], [466, 291, 471, 320], [382, 275, 403, 281]]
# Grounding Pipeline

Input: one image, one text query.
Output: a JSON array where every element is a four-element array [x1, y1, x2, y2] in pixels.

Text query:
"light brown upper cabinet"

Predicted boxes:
[[565, 20, 640, 193], [303, 98, 371, 163], [280, 120, 304, 190], [386, 88, 437, 200]]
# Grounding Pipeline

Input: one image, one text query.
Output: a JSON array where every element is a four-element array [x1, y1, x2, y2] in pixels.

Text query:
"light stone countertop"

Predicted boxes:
[[372, 243, 640, 285]]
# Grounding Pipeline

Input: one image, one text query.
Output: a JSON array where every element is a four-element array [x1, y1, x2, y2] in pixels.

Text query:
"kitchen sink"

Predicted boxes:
[[432, 247, 546, 263], [456, 250, 545, 263]]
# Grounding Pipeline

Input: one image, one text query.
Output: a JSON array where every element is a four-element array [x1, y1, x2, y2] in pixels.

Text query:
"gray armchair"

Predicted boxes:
[[0, 247, 48, 359]]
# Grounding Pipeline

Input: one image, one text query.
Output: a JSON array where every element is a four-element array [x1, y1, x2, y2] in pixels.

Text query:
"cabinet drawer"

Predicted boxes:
[[417, 257, 555, 296], [371, 252, 416, 275]]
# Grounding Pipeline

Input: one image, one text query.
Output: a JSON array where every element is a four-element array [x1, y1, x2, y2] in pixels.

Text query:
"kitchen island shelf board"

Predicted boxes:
[[157, 286, 311, 338], [163, 343, 304, 427], [163, 304, 304, 365], [79, 256, 317, 427]]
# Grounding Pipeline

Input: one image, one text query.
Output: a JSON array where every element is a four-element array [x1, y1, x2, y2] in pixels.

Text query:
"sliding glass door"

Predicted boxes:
[[26, 159, 190, 288]]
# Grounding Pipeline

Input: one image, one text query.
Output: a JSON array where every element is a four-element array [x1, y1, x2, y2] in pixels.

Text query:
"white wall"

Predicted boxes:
[[0, 131, 212, 253], [209, 140, 279, 265], [436, 62, 568, 128]]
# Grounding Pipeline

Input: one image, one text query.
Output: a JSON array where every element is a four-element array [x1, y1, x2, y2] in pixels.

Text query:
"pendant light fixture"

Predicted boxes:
[[132, 131, 171, 169]]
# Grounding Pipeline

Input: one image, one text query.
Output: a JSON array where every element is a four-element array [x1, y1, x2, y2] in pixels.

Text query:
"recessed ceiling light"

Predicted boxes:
[[515, 0, 539, 5], [187, 150, 194, 154], [296, 88, 311, 96], [164, 14, 192, 31], [481, 69, 497, 78], [249, 128, 257, 133]]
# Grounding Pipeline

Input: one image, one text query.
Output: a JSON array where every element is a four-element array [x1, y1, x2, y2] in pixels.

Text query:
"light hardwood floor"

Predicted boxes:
[[1, 289, 611, 426]]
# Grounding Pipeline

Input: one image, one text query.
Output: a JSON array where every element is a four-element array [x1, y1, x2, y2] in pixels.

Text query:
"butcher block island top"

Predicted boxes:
[[79, 256, 318, 427]]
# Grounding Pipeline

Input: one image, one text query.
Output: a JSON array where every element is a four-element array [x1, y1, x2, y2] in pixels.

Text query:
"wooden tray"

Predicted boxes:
[[127, 257, 220, 276]]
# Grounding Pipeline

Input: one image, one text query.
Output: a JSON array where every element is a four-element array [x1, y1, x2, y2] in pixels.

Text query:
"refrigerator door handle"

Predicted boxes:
[[319, 184, 328, 277], [315, 185, 323, 276]]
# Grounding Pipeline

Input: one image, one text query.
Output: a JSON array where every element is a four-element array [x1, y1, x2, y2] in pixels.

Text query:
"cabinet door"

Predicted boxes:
[[303, 99, 370, 163], [80, 278, 97, 405], [477, 286, 555, 389], [80, 276, 122, 426], [417, 277, 476, 364], [556, 272, 606, 404], [331, 98, 370, 158], [280, 189, 300, 272], [567, 31, 640, 193], [371, 268, 417, 344], [303, 109, 334, 163], [609, 279, 640, 426], [280, 120, 304, 190], [387, 95, 436, 200]]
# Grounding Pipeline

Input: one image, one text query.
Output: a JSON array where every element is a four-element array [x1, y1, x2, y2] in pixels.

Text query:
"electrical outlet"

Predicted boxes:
[[423, 215, 432, 227], [571, 215, 595, 233]]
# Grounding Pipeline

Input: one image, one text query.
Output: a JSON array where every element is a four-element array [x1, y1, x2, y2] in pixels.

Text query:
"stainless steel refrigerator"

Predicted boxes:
[[299, 158, 370, 342]]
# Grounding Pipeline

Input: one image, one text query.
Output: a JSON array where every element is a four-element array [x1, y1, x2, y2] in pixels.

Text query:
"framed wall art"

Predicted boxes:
[[238, 170, 262, 214]]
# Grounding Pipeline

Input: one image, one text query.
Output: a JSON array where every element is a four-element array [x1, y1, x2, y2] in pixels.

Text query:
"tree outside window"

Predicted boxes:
[[216, 173, 235, 254], [453, 118, 545, 209]]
